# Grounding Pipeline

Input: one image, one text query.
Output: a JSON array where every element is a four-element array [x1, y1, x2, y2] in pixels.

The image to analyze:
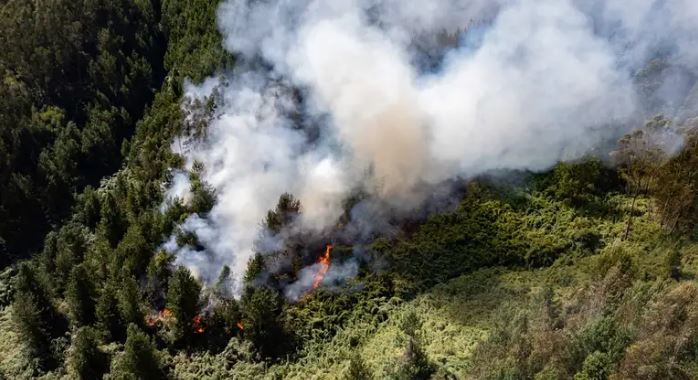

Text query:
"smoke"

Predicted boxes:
[[161, 170, 192, 211], [164, 0, 698, 295]]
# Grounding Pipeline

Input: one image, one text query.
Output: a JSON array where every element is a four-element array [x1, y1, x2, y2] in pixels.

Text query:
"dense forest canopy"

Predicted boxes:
[[0, 0, 165, 264], [1, 0, 698, 379]]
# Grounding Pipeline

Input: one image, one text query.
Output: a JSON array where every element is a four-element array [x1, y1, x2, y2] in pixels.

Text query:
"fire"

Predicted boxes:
[[192, 315, 205, 334], [146, 309, 205, 334], [236, 321, 244, 331], [311, 244, 333, 290], [145, 308, 173, 328]]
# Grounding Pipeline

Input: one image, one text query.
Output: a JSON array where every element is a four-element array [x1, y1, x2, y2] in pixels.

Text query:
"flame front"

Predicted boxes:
[[145, 308, 173, 327], [192, 315, 204, 333], [312, 244, 333, 290], [236, 321, 244, 331]]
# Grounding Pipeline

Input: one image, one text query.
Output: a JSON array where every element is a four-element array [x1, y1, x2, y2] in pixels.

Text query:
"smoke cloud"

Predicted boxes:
[[164, 0, 698, 294]]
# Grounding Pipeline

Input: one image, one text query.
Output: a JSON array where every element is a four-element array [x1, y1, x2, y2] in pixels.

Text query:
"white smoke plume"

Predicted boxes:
[[164, 0, 698, 294]]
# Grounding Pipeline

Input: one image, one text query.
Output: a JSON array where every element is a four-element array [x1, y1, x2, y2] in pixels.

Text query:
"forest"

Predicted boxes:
[[2, 0, 698, 379]]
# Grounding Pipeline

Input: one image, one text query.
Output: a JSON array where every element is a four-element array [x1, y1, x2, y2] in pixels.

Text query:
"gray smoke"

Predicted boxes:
[[163, 0, 698, 295]]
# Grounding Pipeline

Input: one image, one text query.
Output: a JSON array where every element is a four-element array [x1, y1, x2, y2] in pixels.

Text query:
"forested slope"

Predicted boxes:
[[2, 1, 698, 380], [0, 0, 168, 264], [0, 0, 230, 377]]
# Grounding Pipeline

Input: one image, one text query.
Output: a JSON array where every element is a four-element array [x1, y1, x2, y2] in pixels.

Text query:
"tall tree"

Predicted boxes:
[[12, 263, 64, 370], [613, 116, 677, 239], [166, 266, 202, 344], [67, 326, 109, 380], [240, 285, 287, 357], [65, 264, 96, 327], [111, 324, 167, 380], [96, 281, 126, 342]]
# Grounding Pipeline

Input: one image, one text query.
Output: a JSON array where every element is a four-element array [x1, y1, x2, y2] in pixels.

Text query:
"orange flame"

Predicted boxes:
[[192, 315, 205, 334], [312, 244, 333, 290], [236, 321, 245, 331], [145, 308, 173, 328]]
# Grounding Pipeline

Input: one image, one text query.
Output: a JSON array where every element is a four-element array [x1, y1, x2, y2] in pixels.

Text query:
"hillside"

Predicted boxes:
[[2, 1, 698, 379], [165, 179, 698, 379]]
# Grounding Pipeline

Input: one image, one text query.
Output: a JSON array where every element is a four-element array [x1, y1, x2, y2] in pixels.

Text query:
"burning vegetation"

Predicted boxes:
[[145, 308, 173, 328], [192, 315, 205, 334], [311, 244, 333, 290], [146, 306, 245, 337]]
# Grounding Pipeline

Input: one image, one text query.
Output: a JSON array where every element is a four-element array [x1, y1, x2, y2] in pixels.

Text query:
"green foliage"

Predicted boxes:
[[344, 352, 373, 380], [117, 276, 143, 330], [66, 264, 97, 327], [67, 326, 109, 380], [570, 317, 630, 367], [4, 1, 698, 378], [161, 0, 235, 83], [76, 185, 102, 229], [100, 192, 128, 248], [38, 222, 90, 294], [204, 298, 242, 351], [653, 123, 698, 233], [243, 253, 265, 286], [11, 263, 66, 369], [166, 266, 202, 344], [392, 312, 435, 380], [145, 250, 174, 305], [96, 282, 127, 342], [665, 249, 682, 280], [11, 295, 51, 371], [399, 311, 421, 339], [96, 275, 142, 342], [115, 223, 152, 277], [189, 169, 216, 214], [547, 158, 621, 206], [2, 0, 233, 376], [383, 182, 609, 294], [573, 351, 613, 380], [0, 0, 165, 261], [240, 286, 287, 357], [110, 324, 167, 380], [264, 192, 301, 233]]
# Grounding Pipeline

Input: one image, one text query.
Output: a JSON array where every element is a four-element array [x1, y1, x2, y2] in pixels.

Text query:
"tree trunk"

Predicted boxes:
[[623, 190, 639, 241]]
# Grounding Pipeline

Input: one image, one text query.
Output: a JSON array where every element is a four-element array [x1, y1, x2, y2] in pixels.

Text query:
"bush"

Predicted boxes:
[[344, 353, 373, 380], [573, 351, 612, 380]]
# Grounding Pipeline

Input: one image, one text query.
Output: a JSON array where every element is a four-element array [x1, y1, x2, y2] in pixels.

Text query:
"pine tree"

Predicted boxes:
[[12, 263, 63, 370], [96, 282, 126, 342], [240, 285, 285, 357], [264, 193, 301, 233], [393, 311, 435, 380], [207, 298, 242, 350], [112, 324, 167, 380], [243, 253, 265, 287], [65, 264, 96, 327], [166, 266, 202, 344], [99, 192, 127, 247], [77, 185, 101, 229], [12, 294, 51, 370], [67, 326, 109, 380], [117, 276, 142, 329], [214, 265, 232, 299]]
